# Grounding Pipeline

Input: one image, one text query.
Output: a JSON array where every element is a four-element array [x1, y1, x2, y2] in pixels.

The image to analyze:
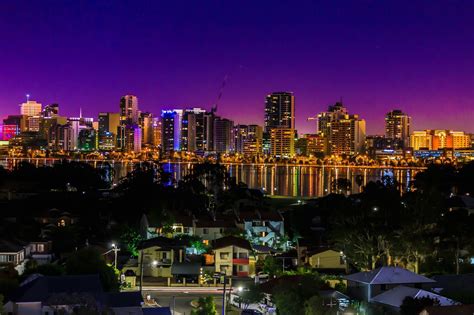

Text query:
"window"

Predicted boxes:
[[203, 228, 209, 234], [162, 252, 168, 259], [238, 265, 245, 271], [220, 252, 230, 260], [184, 227, 189, 233], [37, 244, 45, 252]]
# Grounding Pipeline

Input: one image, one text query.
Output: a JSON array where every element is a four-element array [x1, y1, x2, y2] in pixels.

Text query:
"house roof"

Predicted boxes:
[[259, 210, 283, 221], [105, 291, 143, 308], [371, 285, 458, 308], [252, 244, 280, 254], [345, 267, 435, 285], [138, 237, 186, 250], [212, 236, 252, 251], [0, 240, 25, 253], [8, 274, 104, 303], [171, 262, 201, 275], [421, 305, 474, 315], [195, 219, 236, 228]]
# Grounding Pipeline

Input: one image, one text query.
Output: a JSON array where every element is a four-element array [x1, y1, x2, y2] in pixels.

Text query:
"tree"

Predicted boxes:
[[304, 296, 338, 315], [65, 248, 119, 292], [263, 256, 281, 277], [236, 284, 264, 309], [191, 296, 217, 315], [120, 227, 143, 257], [272, 275, 325, 315], [400, 296, 439, 315]]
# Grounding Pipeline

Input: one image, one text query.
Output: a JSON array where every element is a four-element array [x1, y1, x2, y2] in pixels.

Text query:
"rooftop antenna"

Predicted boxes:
[[79, 107, 82, 119]]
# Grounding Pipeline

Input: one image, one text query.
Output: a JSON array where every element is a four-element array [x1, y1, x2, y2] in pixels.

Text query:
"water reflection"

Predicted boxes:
[[0, 158, 424, 198]]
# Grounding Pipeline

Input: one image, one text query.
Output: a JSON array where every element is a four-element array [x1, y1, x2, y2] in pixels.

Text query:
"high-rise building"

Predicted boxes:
[[270, 127, 295, 157], [140, 112, 154, 145], [213, 117, 234, 153], [120, 95, 139, 125], [233, 124, 263, 156], [3, 115, 28, 133], [20, 100, 42, 116], [317, 102, 348, 137], [316, 102, 366, 155], [98, 112, 120, 150], [161, 110, 183, 153], [385, 109, 411, 148], [410, 130, 471, 150], [264, 92, 295, 132], [152, 117, 162, 147]]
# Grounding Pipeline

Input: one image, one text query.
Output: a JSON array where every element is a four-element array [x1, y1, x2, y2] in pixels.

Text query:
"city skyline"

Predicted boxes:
[[1, 1, 473, 135]]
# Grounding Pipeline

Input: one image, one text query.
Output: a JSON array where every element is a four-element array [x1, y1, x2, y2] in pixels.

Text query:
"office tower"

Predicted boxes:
[[140, 112, 154, 145], [264, 92, 295, 132], [152, 117, 161, 147], [120, 95, 139, 125], [233, 124, 263, 156], [27, 116, 41, 132], [316, 102, 366, 155], [181, 110, 196, 152], [98, 112, 120, 133], [78, 129, 97, 151], [410, 130, 471, 150], [3, 115, 28, 133], [42, 104, 59, 118], [270, 127, 295, 157], [317, 102, 348, 137], [98, 112, 120, 150], [385, 109, 411, 148], [20, 100, 42, 116], [298, 134, 326, 156], [161, 110, 183, 153], [213, 117, 234, 153], [123, 125, 142, 153]]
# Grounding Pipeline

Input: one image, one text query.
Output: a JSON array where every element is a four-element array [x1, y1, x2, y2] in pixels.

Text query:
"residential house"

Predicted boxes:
[[237, 210, 284, 248], [213, 236, 255, 277], [307, 249, 346, 272], [345, 266, 435, 302], [0, 239, 29, 274], [4, 274, 144, 315], [194, 215, 238, 243], [143, 214, 195, 240], [29, 240, 54, 264], [371, 285, 458, 313], [430, 273, 474, 300], [136, 237, 187, 278]]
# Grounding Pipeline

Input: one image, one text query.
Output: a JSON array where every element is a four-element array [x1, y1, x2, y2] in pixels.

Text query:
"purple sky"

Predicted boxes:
[[1, 0, 473, 135]]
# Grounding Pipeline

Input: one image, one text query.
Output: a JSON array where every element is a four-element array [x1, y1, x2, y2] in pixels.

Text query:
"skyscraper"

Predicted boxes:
[[161, 109, 183, 153], [316, 102, 366, 155], [264, 92, 295, 132], [385, 109, 411, 148], [98, 112, 120, 150], [270, 128, 295, 157], [120, 95, 139, 125], [213, 117, 234, 153], [20, 100, 42, 116]]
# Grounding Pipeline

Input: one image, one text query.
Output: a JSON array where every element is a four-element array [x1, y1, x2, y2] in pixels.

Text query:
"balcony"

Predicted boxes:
[[232, 258, 249, 265]]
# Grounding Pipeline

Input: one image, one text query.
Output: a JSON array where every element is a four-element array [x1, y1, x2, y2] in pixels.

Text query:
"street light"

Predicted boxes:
[[111, 243, 120, 268]]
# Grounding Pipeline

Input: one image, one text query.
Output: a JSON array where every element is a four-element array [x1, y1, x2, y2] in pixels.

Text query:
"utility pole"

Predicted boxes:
[[222, 276, 227, 315], [139, 249, 144, 293]]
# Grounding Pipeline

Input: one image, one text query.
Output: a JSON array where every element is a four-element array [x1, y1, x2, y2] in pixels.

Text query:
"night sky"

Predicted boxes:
[[1, 1, 473, 134]]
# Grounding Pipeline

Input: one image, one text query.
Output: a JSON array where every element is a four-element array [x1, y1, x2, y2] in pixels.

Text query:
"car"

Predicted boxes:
[[241, 310, 263, 315]]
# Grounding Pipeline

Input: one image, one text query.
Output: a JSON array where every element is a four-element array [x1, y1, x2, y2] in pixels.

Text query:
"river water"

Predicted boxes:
[[0, 158, 424, 197]]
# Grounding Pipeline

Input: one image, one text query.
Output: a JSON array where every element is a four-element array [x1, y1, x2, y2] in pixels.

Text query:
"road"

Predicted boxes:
[[144, 291, 224, 315]]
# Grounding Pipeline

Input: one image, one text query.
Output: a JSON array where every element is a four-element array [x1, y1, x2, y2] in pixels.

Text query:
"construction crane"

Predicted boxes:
[[211, 74, 229, 114]]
